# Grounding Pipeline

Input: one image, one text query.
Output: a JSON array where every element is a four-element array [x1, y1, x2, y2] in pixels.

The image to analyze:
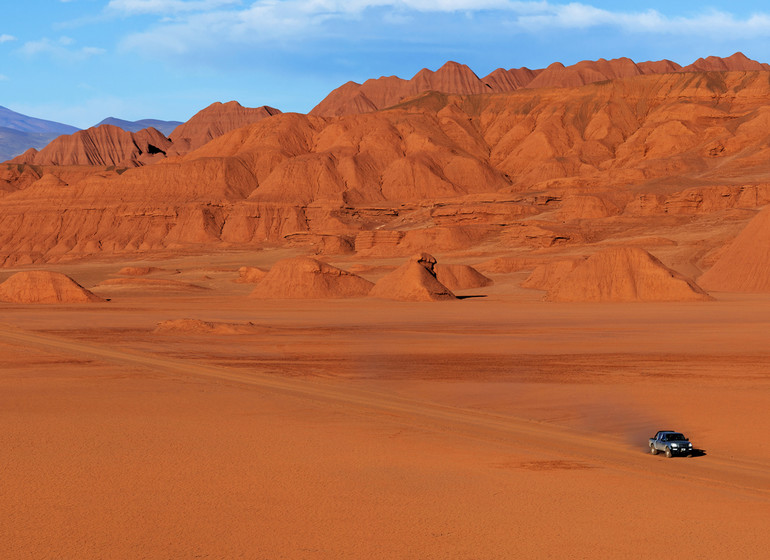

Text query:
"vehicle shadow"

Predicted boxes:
[[644, 448, 707, 458]]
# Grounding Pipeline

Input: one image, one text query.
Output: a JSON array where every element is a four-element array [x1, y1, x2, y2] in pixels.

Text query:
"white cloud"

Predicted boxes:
[[0, 34, 16, 43], [18, 37, 106, 61], [107, 0, 242, 15], [115, 2, 770, 57]]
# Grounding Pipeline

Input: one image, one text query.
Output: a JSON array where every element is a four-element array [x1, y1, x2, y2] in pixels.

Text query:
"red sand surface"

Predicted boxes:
[[1, 254, 769, 559]]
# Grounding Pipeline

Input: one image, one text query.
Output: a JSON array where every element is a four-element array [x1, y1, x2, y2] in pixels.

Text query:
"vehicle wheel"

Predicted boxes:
[[665, 447, 673, 458], [650, 445, 658, 455]]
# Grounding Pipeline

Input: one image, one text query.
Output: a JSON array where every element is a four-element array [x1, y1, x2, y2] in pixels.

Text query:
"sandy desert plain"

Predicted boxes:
[[0, 248, 768, 559], [2, 54, 770, 558]]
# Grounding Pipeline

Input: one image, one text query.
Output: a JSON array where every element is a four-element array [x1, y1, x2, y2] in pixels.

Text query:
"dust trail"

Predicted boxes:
[[570, 398, 669, 451]]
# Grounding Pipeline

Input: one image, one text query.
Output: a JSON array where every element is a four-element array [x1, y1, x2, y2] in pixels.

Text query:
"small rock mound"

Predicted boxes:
[[434, 263, 493, 290], [118, 266, 164, 276], [0, 271, 104, 303], [369, 253, 456, 301], [94, 278, 207, 292], [249, 257, 373, 299], [154, 319, 261, 335], [236, 266, 268, 283], [546, 247, 712, 302]]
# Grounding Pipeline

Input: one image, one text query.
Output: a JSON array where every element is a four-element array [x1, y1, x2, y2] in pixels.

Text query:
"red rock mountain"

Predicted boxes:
[[3, 55, 770, 302], [166, 101, 281, 156], [310, 53, 762, 117], [9, 101, 282, 168], [11, 125, 172, 167], [681, 52, 770, 72]]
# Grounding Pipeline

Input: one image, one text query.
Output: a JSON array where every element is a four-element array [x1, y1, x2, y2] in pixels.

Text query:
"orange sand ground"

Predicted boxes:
[[1, 251, 769, 559]]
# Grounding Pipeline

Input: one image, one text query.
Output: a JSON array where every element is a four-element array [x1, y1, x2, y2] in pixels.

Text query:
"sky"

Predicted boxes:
[[3, 1, 770, 128]]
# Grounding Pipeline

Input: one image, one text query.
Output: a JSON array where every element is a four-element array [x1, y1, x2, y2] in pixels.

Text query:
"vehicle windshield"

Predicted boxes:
[[667, 433, 687, 441]]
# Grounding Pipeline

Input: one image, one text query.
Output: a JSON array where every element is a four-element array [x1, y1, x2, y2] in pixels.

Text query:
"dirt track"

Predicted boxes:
[[2, 323, 768, 497]]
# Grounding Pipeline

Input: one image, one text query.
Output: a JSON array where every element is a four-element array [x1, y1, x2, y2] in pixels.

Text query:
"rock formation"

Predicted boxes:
[[10, 125, 172, 167], [310, 53, 758, 117], [118, 266, 164, 276], [698, 206, 770, 292], [249, 257, 373, 299], [236, 266, 268, 283], [4, 57, 770, 281], [369, 253, 456, 301], [434, 263, 493, 290], [545, 248, 712, 302], [521, 259, 582, 292], [0, 271, 104, 303], [166, 101, 281, 156], [680, 52, 770, 72]]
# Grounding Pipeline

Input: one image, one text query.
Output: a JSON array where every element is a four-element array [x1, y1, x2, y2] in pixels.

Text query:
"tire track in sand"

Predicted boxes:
[[2, 323, 769, 498]]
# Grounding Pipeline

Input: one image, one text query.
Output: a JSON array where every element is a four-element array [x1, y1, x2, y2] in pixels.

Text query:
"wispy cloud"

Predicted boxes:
[[111, 1, 770, 61], [512, 4, 770, 35], [0, 34, 17, 43], [107, 0, 242, 15], [18, 37, 106, 61]]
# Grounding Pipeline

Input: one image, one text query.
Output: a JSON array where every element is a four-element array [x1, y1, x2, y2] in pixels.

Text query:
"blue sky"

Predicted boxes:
[[3, 1, 770, 128]]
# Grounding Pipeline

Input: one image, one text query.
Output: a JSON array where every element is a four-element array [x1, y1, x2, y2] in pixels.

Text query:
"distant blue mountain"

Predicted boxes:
[[0, 105, 80, 135], [95, 117, 183, 136], [0, 105, 80, 162]]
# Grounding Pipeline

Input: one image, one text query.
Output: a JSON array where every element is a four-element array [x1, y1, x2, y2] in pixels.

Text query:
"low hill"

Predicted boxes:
[[699, 206, 770, 292], [0, 105, 79, 161], [0, 271, 104, 303], [546, 248, 712, 302], [10, 125, 172, 167], [250, 257, 373, 299], [95, 117, 183, 136]]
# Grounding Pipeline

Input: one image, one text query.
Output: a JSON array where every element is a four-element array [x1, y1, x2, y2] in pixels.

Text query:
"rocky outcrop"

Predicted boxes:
[[434, 263, 493, 290], [249, 257, 373, 299], [10, 125, 172, 167], [5, 65, 770, 269], [369, 253, 456, 301], [166, 101, 281, 156], [699, 206, 770, 292], [545, 248, 712, 302], [236, 266, 268, 283], [0, 271, 104, 303]]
